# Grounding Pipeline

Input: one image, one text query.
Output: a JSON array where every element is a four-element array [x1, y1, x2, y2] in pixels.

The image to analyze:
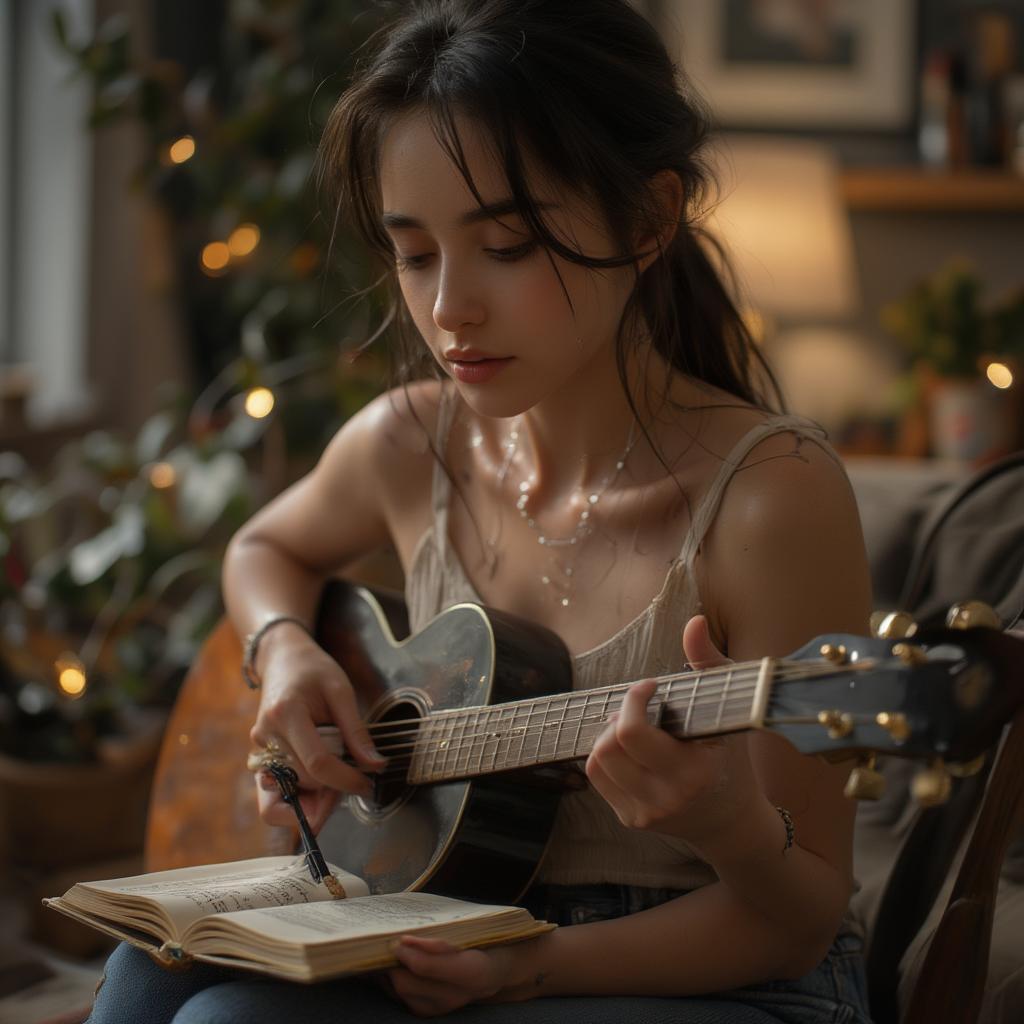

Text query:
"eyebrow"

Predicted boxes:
[[381, 198, 554, 231]]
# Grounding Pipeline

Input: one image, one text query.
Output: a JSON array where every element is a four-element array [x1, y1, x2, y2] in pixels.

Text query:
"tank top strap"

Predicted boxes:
[[678, 414, 830, 567], [430, 385, 460, 547]]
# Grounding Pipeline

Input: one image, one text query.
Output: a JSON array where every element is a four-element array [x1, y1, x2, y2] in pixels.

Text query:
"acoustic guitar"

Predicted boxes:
[[147, 580, 1024, 906]]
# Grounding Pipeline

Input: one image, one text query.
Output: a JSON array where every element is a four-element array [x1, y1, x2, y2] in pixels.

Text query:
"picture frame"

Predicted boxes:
[[669, 0, 917, 131]]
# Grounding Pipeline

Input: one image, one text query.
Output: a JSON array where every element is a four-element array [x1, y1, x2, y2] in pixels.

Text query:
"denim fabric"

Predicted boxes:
[[521, 884, 873, 1024], [87, 883, 873, 1024]]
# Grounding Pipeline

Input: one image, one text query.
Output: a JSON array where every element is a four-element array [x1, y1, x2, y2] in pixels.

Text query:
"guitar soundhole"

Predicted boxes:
[[367, 698, 423, 812]]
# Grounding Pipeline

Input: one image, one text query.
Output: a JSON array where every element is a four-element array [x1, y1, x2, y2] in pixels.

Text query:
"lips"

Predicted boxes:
[[444, 351, 514, 384]]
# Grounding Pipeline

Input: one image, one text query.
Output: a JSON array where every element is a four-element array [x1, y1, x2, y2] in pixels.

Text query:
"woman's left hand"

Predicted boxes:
[[585, 614, 763, 850], [383, 936, 517, 1016]]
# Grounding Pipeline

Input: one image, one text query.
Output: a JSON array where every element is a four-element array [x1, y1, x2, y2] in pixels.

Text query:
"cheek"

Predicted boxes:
[[396, 276, 439, 341]]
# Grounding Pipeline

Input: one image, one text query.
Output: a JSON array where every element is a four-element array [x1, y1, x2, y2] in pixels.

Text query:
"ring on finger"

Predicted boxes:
[[246, 736, 294, 773]]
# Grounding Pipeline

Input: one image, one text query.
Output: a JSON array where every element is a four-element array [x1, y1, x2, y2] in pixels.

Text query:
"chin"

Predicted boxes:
[[451, 382, 537, 421]]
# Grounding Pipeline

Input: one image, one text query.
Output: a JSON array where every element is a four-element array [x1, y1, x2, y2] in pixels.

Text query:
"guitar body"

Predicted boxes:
[[148, 574, 1023, 911], [314, 580, 574, 902]]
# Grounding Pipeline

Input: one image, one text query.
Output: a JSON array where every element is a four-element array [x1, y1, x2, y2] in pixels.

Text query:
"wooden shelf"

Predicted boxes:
[[839, 167, 1024, 213]]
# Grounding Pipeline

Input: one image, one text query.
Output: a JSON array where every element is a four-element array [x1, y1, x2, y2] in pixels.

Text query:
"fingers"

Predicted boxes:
[[605, 679, 683, 771], [320, 685, 387, 774], [386, 941, 493, 1016], [254, 773, 340, 832], [682, 614, 730, 669]]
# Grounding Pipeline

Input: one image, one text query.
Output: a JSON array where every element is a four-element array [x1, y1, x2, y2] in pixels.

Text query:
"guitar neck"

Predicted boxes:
[[409, 657, 781, 785]]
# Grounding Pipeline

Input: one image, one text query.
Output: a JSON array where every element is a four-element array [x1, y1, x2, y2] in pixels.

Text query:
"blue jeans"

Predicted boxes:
[[87, 883, 872, 1024]]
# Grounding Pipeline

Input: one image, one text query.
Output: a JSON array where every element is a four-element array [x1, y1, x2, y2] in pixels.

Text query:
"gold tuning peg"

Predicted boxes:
[[911, 760, 952, 807], [870, 610, 918, 640], [844, 755, 886, 801], [946, 601, 1001, 630], [947, 754, 987, 778]]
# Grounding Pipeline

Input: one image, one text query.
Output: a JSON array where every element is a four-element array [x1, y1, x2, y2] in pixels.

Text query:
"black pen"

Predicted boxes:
[[265, 761, 338, 891]]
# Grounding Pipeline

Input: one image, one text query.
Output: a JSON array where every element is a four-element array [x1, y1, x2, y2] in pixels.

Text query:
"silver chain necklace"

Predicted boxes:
[[496, 417, 639, 608]]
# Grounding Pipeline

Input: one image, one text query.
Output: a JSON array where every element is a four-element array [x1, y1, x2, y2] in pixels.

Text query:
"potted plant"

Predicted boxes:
[[881, 261, 1024, 461]]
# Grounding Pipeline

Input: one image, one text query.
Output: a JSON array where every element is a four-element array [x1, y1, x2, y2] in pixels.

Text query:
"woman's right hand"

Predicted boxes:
[[248, 622, 386, 833]]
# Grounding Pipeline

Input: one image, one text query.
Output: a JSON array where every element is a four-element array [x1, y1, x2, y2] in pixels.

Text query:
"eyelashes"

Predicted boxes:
[[486, 241, 539, 263], [395, 240, 539, 272]]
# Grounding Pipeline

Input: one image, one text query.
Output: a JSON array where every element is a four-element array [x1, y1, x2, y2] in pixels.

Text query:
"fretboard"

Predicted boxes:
[[408, 658, 776, 785]]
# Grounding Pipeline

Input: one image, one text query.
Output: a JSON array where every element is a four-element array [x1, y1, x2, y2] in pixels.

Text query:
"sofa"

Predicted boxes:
[[845, 456, 1024, 1024]]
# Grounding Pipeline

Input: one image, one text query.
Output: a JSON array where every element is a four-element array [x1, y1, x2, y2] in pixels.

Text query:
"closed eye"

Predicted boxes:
[[394, 253, 432, 271], [485, 241, 538, 262]]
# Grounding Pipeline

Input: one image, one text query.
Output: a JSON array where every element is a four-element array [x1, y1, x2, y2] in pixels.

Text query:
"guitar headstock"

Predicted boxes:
[[766, 603, 1024, 805]]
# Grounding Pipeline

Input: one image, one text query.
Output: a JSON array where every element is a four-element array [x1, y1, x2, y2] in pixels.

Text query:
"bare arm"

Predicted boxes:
[[578, 437, 871, 980], [387, 436, 872, 1013], [222, 384, 437, 825]]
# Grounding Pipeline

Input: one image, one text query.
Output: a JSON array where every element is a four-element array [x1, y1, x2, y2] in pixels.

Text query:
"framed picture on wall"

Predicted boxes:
[[669, 0, 917, 131]]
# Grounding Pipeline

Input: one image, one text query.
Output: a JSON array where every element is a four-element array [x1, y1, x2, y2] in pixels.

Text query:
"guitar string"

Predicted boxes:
[[352, 664, 871, 770], [329, 661, 877, 776], [354, 658, 871, 743], [356, 672, 761, 761]]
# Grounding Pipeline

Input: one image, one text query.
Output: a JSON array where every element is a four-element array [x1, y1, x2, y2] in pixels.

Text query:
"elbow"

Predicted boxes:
[[770, 876, 851, 978], [774, 929, 840, 980], [771, 897, 852, 980]]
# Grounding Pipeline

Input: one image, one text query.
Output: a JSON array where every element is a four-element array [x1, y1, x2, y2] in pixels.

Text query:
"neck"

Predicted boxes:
[[514, 341, 661, 498], [409, 657, 779, 784]]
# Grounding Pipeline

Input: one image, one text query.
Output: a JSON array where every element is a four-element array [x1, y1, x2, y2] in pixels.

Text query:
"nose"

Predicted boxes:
[[432, 259, 485, 333]]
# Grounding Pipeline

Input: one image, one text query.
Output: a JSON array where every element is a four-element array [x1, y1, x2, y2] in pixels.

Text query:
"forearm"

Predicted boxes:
[[222, 529, 332, 638], [690, 794, 852, 971], [498, 877, 830, 1001]]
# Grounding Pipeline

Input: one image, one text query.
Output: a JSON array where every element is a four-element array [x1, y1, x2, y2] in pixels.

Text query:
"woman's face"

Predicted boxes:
[[378, 109, 638, 419]]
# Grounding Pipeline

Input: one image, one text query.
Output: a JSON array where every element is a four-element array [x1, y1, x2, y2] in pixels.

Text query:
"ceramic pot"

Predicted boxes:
[[927, 376, 1013, 462]]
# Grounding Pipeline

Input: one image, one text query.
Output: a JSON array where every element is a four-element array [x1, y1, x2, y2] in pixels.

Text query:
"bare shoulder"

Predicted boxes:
[[232, 379, 445, 572], [722, 428, 858, 526], [328, 378, 443, 466], [698, 424, 872, 661]]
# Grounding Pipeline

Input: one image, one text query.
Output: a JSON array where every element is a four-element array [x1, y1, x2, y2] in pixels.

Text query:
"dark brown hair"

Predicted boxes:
[[316, 0, 782, 413]]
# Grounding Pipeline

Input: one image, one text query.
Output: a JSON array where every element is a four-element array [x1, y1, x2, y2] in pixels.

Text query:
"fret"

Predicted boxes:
[[659, 678, 674, 734], [577, 689, 612, 758], [511, 702, 530, 769], [472, 707, 488, 775], [523, 699, 541, 766], [537, 695, 555, 762], [439, 711, 454, 780], [493, 705, 515, 771], [486, 706, 503, 772], [549, 694, 571, 762], [569, 692, 588, 759], [470, 707, 488, 777], [683, 671, 700, 738], [454, 709, 473, 778], [471, 707, 487, 775], [715, 668, 733, 730], [407, 717, 432, 785]]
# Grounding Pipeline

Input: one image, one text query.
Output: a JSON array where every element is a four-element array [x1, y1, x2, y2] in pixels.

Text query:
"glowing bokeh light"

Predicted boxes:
[[201, 241, 231, 274], [228, 224, 261, 257], [149, 461, 177, 489], [986, 362, 1014, 390], [168, 136, 196, 164], [56, 653, 87, 698], [244, 386, 275, 419]]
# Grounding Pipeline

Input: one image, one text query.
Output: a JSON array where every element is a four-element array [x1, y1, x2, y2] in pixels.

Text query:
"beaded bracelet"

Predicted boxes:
[[241, 615, 310, 690], [775, 805, 795, 855]]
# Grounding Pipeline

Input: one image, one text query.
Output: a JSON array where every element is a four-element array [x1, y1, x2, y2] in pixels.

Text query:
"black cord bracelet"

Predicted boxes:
[[241, 615, 310, 690]]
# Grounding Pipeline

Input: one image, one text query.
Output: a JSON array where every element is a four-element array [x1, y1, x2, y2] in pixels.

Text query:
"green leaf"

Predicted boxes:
[[134, 412, 177, 464], [52, 8, 69, 50], [68, 505, 145, 585]]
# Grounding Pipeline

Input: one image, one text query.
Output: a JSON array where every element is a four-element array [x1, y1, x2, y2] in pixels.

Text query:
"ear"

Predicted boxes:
[[634, 169, 684, 274]]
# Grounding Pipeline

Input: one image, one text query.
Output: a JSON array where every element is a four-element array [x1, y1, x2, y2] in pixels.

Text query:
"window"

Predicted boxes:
[[2, 0, 93, 426]]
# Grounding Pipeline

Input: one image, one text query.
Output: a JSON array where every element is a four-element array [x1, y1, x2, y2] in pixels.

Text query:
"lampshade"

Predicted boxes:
[[704, 135, 859, 321]]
